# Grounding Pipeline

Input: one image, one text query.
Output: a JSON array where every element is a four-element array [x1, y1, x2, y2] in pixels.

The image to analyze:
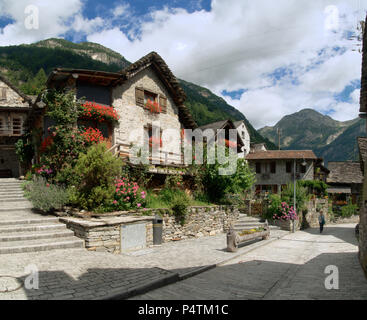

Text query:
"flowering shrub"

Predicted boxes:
[[39, 136, 54, 153], [145, 99, 162, 113], [81, 101, 120, 123], [36, 165, 53, 178], [111, 177, 147, 210], [81, 127, 105, 144], [273, 202, 298, 221]]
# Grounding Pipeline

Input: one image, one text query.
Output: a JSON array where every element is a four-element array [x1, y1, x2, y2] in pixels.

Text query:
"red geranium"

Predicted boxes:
[[145, 99, 162, 114], [81, 127, 105, 144], [80, 101, 120, 123]]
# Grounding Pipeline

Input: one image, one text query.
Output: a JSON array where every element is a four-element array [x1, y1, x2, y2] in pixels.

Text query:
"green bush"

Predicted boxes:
[[298, 180, 329, 197], [281, 182, 309, 213], [171, 196, 189, 226], [340, 201, 358, 217], [28, 177, 69, 213], [265, 194, 282, 220], [71, 143, 123, 211]]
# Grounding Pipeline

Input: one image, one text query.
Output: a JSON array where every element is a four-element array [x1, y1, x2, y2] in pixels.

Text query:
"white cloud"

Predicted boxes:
[[0, 0, 365, 128]]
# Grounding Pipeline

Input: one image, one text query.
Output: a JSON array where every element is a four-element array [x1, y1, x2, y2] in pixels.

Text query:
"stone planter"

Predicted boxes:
[[273, 219, 299, 232]]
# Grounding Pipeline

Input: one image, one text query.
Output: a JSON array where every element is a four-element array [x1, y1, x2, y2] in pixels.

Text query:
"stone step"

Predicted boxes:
[[0, 203, 34, 212], [0, 184, 24, 188], [236, 218, 262, 223], [0, 238, 84, 254], [0, 229, 75, 242], [0, 217, 59, 226], [0, 191, 25, 196], [0, 197, 29, 203], [0, 223, 66, 234]]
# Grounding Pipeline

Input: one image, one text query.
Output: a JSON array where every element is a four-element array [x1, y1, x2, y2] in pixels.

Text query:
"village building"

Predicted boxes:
[[233, 120, 250, 157], [0, 75, 33, 178], [197, 119, 245, 156], [245, 150, 317, 195], [326, 161, 363, 207], [358, 13, 367, 277], [32, 52, 197, 170]]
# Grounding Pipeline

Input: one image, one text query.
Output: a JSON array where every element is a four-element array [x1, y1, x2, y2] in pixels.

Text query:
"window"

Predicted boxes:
[[1, 88, 6, 100], [0, 116, 6, 135], [300, 164, 306, 174], [11, 116, 23, 135], [135, 87, 167, 114], [256, 162, 261, 174], [270, 162, 276, 174], [286, 161, 292, 173], [76, 82, 111, 106], [242, 131, 245, 139]]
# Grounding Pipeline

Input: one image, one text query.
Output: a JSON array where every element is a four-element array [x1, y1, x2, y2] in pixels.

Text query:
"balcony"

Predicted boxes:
[[261, 173, 270, 180], [108, 143, 186, 171]]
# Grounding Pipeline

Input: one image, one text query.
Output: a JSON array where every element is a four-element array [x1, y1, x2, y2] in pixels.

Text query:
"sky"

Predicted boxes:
[[0, 0, 366, 129]]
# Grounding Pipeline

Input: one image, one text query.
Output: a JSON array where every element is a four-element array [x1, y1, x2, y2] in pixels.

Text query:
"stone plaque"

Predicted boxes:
[[121, 223, 147, 252]]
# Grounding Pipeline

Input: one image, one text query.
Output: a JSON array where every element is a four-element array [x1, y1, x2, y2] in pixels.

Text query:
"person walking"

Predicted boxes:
[[318, 211, 326, 233]]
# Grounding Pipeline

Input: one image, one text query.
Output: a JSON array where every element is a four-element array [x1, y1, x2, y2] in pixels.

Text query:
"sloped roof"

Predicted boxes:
[[233, 120, 244, 128], [46, 52, 197, 129], [326, 161, 363, 184], [246, 150, 317, 160], [360, 14, 367, 113], [0, 74, 32, 103], [198, 120, 231, 131]]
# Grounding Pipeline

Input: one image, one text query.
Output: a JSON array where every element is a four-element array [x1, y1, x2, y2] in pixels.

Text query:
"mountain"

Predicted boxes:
[[259, 109, 365, 163], [0, 38, 275, 149]]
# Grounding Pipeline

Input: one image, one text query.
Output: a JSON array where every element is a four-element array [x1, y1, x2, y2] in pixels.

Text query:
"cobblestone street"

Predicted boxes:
[[132, 224, 367, 300]]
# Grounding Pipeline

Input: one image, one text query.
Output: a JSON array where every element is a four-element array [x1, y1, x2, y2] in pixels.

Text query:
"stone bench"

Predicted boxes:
[[226, 221, 270, 252]]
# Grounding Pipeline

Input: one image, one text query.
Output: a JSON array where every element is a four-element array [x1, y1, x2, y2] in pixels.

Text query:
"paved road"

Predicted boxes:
[[132, 224, 367, 300]]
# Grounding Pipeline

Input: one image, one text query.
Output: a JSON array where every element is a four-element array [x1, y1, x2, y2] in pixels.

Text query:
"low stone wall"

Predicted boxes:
[[60, 216, 154, 254], [273, 219, 300, 232], [360, 203, 367, 278], [303, 199, 330, 228], [161, 205, 239, 242], [60, 205, 238, 253], [330, 216, 360, 225]]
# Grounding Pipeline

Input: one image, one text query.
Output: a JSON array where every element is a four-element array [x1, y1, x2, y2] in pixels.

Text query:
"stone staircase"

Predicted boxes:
[[232, 213, 280, 232], [0, 178, 84, 254]]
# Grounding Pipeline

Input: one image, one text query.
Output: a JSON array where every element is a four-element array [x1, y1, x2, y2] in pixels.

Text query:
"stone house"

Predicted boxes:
[[197, 119, 245, 156], [358, 12, 367, 277], [32, 52, 196, 169], [245, 150, 317, 195], [0, 75, 33, 178], [326, 161, 363, 206], [234, 120, 250, 158]]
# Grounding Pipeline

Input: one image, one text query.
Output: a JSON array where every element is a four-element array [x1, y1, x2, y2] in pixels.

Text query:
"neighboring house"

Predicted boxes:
[[246, 150, 317, 195], [326, 161, 363, 206], [197, 119, 245, 155], [33, 52, 196, 167], [0, 75, 32, 178], [358, 14, 367, 277], [314, 158, 330, 183], [250, 143, 267, 153], [233, 120, 250, 158]]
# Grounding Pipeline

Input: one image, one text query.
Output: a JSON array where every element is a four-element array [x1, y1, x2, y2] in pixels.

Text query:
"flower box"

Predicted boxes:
[[145, 99, 162, 114], [80, 101, 120, 123]]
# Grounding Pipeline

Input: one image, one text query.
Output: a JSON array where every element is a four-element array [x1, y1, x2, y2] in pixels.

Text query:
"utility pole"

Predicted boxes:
[[277, 128, 281, 150], [293, 159, 296, 233]]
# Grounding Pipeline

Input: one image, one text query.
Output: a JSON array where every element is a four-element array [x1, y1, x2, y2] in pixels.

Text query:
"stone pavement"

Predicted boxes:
[[0, 229, 288, 300], [132, 224, 367, 300]]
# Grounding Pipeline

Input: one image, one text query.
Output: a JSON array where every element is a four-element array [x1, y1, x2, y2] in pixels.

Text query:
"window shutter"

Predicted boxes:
[[12, 116, 23, 135], [135, 87, 144, 107], [0, 117, 4, 134], [159, 96, 167, 113]]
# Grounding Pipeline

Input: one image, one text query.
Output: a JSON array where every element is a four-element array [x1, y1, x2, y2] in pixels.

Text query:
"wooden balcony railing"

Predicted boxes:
[[107, 142, 186, 167]]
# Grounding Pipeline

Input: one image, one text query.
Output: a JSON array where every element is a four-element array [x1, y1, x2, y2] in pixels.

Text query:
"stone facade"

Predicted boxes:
[[303, 199, 330, 228], [0, 78, 31, 177], [112, 66, 182, 164], [235, 121, 250, 158], [249, 159, 315, 194]]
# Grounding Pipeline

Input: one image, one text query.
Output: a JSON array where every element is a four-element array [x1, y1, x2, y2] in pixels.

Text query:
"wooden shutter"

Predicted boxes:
[[135, 87, 145, 107], [0, 117, 4, 135], [159, 96, 167, 114], [12, 116, 23, 135]]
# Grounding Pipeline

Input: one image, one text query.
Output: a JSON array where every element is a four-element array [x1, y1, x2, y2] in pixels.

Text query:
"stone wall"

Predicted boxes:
[[303, 199, 330, 228], [61, 205, 238, 254], [160, 205, 239, 242]]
